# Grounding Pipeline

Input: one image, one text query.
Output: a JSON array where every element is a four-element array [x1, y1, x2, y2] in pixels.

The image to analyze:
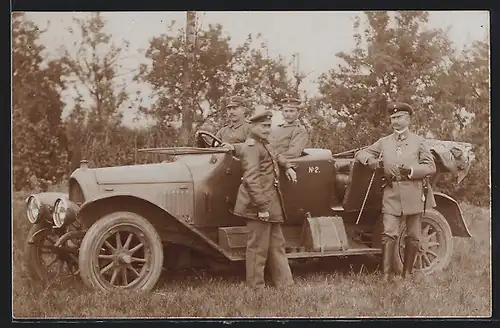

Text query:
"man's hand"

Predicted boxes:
[[385, 164, 400, 178], [366, 157, 381, 170], [258, 211, 270, 221], [285, 168, 297, 183], [221, 142, 235, 151]]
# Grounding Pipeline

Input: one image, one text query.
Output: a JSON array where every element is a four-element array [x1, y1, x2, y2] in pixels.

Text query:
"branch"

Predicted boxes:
[[113, 67, 140, 79], [201, 107, 222, 124], [190, 74, 211, 98]]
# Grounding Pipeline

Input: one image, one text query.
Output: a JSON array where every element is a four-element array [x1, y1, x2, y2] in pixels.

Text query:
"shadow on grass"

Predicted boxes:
[[15, 254, 382, 295], [157, 254, 381, 288]]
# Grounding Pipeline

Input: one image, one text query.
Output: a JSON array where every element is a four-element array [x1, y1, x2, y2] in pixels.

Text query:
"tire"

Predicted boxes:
[[78, 211, 164, 292], [25, 224, 79, 284], [393, 208, 453, 275]]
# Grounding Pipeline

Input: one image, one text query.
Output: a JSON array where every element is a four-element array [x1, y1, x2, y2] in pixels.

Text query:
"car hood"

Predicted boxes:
[[93, 162, 192, 185]]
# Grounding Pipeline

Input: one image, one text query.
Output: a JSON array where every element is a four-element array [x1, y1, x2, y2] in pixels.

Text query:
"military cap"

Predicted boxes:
[[281, 97, 303, 108], [247, 109, 273, 123], [388, 102, 413, 116], [226, 95, 247, 108]]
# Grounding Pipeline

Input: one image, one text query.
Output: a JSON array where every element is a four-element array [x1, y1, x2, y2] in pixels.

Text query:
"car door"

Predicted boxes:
[[342, 161, 384, 212], [279, 152, 335, 225]]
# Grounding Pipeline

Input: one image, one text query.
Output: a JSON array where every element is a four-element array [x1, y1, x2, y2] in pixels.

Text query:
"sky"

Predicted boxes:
[[23, 11, 490, 126]]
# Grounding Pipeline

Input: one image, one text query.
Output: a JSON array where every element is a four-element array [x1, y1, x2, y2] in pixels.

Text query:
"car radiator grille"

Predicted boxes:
[[163, 184, 194, 224]]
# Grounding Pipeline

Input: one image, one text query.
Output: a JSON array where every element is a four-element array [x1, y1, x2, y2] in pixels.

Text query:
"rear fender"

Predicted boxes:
[[77, 193, 237, 261], [433, 192, 472, 237]]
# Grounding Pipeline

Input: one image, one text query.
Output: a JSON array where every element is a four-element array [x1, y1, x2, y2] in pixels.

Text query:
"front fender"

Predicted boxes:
[[433, 192, 472, 237], [27, 227, 52, 244], [78, 191, 175, 227], [77, 192, 239, 262], [78, 191, 142, 217]]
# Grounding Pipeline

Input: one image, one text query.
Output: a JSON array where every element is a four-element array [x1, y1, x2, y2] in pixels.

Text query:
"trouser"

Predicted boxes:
[[245, 219, 294, 289], [382, 213, 421, 244], [381, 213, 422, 277]]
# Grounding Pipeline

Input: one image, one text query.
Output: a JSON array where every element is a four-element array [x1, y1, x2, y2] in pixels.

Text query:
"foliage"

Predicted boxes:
[[11, 11, 489, 206], [431, 40, 490, 205], [311, 11, 489, 205], [12, 13, 68, 191], [59, 13, 136, 168], [135, 22, 299, 146], [314, 11, 456, 151]]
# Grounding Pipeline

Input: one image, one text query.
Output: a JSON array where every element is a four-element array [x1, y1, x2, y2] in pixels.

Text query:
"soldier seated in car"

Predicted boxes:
[[216, 95, 251, 145], [270, 97, 309, 159]]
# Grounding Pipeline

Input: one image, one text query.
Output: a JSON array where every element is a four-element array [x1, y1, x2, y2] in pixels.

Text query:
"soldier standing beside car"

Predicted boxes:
[[216, 95, 251, 144], [355, 102, 436, 282], [233, 108, 297, 290], [270, 97, 309, 159]]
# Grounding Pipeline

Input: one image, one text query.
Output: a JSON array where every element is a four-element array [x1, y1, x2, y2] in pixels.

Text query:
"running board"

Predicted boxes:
[[287, 247, 381, 259], [228, 247, 382, 261]]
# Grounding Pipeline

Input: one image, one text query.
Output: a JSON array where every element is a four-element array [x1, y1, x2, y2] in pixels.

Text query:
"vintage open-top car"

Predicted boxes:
[[23, 130, 475, 292]]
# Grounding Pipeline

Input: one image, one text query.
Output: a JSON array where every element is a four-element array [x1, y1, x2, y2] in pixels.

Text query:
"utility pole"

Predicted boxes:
[[180, 11, 196, 146], [292, 52, 302, 97]]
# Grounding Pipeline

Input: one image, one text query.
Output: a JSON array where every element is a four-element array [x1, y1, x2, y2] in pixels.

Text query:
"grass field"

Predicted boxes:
[[12, 191, 491, 319]]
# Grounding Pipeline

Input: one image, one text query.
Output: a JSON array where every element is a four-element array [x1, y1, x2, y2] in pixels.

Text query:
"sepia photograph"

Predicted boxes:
[[11, 10, 491, 319]]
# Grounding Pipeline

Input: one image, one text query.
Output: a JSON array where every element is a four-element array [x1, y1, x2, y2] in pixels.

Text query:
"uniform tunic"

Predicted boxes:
[[215, 122, 251, 144], [355, 131, 436, 216], [233, 137, 292, 222], [270, 122, 309, 159]]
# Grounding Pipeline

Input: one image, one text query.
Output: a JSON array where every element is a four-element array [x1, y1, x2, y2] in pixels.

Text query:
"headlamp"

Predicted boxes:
[[26, 195, 42, 224], [53, 197, 78, 228]]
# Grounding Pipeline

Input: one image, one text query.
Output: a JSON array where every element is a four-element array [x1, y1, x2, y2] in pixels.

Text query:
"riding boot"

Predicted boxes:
[[381, 239, 395, 281], [402, 240, 419, 278]]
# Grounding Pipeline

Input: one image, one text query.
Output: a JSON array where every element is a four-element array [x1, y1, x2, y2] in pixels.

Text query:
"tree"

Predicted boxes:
[[12, 13, 68, 191], [313, 10, 489, 205], [136, 22, 298, 146], [432, 40, 490, 205], [180, 11, 197, 146], [314, 11, 456, 152], [60, 13, 132, 167]]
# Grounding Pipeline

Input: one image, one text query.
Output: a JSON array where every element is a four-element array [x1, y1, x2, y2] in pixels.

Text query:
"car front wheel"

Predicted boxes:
[[78, 211, 164, 292], [25, 223, 80, 285], [393, 208, 453, 275]]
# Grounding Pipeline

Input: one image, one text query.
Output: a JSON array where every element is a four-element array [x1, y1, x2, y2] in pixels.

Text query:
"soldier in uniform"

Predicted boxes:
[[270, 97, 309, 159], [216, 95, 251, 144], [355, 102, 436, 281], [233, 108, 297, 290]]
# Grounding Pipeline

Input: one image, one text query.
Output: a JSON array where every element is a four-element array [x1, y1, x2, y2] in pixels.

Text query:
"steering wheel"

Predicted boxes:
[[195, 130, 224, 148]]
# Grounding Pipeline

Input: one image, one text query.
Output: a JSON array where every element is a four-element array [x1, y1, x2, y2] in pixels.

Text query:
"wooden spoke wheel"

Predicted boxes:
[[394, 209, 453, 274], [78, 212, 163, 292], [25, 224, 81, 285]]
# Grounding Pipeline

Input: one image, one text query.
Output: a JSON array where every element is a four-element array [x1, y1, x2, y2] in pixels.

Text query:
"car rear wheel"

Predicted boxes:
[[78, 211, 164, 292], [25, 224, 80, 285], [393, 208, 453, 275]]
